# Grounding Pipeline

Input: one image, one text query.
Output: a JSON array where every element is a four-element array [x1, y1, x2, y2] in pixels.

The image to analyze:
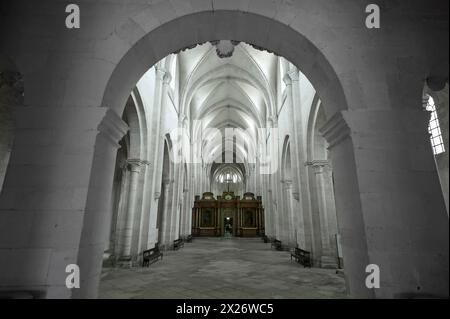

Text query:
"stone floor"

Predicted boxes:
[[99, 237, 347, 299]]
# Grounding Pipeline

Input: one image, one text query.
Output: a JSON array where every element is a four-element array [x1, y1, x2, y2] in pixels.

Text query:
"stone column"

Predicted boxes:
[[110, 163, 130, 258], [160, 178, 173, 248], [281, 179, 296, 246], [180, 188, 189, 237], [136, 160, 151, 254], [262, 175, 270, 235], [266, 189, 273, 237], [283, 69, 312, 253], [146, 66, 171, 249], [74, 109, 129, 298], [119, 159, 144, 263], [308, 160, 338, 268], [321, 109, 449, 298], [268, 116, 284, 242]]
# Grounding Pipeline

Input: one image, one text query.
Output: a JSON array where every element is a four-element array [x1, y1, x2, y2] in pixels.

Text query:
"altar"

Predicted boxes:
[[191, 192, 265, 237]]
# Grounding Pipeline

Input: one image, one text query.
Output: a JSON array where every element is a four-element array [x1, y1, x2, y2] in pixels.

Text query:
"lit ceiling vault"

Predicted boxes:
[[137, 41, 311, 194], [178, 42, 279, 185]]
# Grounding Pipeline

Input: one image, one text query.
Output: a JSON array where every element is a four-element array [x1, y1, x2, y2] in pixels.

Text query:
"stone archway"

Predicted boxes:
[[280, 135, 296, 247], [80, 9, 448, 299], [157, 135, 175, 249], [0, 2, 447, 300], [78, 11, 350, 299], [306, 98, 340, 269], [101, 11, 348, 118]]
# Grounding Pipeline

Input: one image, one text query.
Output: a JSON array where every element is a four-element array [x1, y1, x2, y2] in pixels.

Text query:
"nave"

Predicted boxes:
[[99, 238, 346, 299], [0, 1, 448, 299]]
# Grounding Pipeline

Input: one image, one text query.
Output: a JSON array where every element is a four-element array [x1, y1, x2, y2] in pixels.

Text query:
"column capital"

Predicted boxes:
[[281, 179, 293, 189], [155, 66, 173, 85], [267, 116, 278, 127], [322, 109, 431, 150], [305, 160, 330, 168], [155, 66, 168, 80], [320, 111, 350, 149], [283, 70, 299, 85], [98, 109, 129, 149], [179, 113, 187, 125], [162, 178, 174, 186], [162, 72, 172, 85], [126, 158, 148, 172]]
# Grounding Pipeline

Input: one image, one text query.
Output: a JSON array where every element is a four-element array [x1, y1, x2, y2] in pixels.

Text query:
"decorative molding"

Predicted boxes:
[[267, 115, 278, 127], [248, 43, 279, 57], [97, 109, 129, 148], [162, 178, 174, 186], [172, 42, 207, 55], [210, 40, 241, 58], [155, 66, 168, 80], [179, 113, 187, 125], [154, 192, 161, 200], [281, 179, 293, 189], [283, 70, 299, 85], [305, 160, 329, 167], [162, 72, 172, 85], [319, 112, 350, 149], [126, 158, 147, 172]]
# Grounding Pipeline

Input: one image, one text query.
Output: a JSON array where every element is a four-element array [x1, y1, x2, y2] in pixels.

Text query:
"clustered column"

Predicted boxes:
[[309, 160, 338, 268], [119, 159, 145, 264], [282, 179, 297, 246]]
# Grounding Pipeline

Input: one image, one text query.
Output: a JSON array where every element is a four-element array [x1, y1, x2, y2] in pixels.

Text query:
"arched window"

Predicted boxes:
[[215, 169, 242, 183], [424, 95, 445, 155]]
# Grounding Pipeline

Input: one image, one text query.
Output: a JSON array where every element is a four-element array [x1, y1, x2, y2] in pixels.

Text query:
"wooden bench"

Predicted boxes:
[[173, 238, 184, 250], [262, 235, 269, 243], [142, 245, 163, 267], [185, 234, 193, 243], [291, 247, 312, 267], [271, 239, 282, 251]]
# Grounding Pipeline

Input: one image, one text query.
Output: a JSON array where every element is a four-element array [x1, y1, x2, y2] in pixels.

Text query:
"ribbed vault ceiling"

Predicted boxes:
[[177, 42, 279, 170]]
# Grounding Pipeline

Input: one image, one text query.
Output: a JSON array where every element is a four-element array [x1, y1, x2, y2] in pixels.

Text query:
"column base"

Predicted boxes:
[[320, 255, 338, 269], [286, 241, 298, 251], [102, 253, 116, 268], [116, 256, 133, 268]]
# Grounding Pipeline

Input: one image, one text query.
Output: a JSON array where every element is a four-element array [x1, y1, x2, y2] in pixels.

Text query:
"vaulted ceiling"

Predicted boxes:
[[176, 42, 280, 171]]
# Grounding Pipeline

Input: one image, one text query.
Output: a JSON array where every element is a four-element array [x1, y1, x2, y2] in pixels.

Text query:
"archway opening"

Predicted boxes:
[[98, 36, 346, 298]]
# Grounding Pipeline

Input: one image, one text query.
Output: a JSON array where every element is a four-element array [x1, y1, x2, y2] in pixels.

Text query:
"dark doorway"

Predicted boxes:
[[224, 217, 233, 236]]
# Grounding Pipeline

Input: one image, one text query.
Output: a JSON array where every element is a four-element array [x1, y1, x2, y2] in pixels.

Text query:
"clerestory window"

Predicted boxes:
[[424, 95, 445, 155]]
